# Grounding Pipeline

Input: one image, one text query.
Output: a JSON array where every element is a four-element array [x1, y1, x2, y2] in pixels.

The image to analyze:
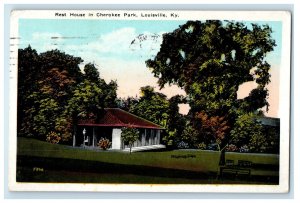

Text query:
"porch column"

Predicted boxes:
[[150, 129, 153, 145], [142, 129, 146, 146], [72, 133, 76, 147], [157, 130, 161, 144], [72, 125, 77, 147], [145, 129, 148, 146], [92, 127, 96, 147], [112, 128, 122, 149]]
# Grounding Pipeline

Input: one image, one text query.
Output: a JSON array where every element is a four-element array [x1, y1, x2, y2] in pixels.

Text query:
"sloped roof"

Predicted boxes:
[[78, 108, 163, 129]]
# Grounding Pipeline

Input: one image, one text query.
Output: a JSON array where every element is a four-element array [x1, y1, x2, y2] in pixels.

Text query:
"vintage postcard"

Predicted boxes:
[[9, 10, 291, 192]]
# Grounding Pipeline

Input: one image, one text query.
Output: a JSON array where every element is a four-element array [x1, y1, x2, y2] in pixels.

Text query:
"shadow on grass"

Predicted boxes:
[[17, 155, 278, 184]]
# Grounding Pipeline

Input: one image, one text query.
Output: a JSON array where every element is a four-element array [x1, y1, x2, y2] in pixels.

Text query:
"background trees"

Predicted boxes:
[[124, 86, 186, 147], [17, 47, 118, 142], [18, 48, 83, 139]]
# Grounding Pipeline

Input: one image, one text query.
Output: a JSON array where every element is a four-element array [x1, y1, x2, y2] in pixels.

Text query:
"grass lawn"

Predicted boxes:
[[16, 137, 279, 184]]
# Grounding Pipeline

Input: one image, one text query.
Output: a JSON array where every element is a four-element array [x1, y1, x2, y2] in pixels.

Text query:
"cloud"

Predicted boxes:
[[97, 27, 136, 54], [62, 27, 163, 61], [20, 32, 65, 52]]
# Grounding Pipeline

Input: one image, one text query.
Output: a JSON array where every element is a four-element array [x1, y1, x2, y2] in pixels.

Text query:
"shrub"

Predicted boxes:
[[177, 141, 189, 149], [226, 144, 238, 152], [97, 137, 111, 150], [46, 131, 61, 144], [239, 145, 249, 153], [197, 142, 207, 150]]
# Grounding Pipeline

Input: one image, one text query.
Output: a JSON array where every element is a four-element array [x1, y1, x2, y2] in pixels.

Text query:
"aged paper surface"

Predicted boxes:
[[9, 10, 291, 192]]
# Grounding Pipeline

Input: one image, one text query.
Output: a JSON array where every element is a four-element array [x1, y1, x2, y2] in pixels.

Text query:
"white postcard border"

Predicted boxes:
[[8, 10, 291, 193]]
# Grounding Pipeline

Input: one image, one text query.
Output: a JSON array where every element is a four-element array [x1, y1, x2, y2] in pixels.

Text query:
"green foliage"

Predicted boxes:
[[230, 113, 267, 152], [128, 86, 187, 147], [146, 20, 276, 151], [84, 63, 100, 83], [121, 127, 139, 153], [18, 48, 84, 138], [116, 96, 139, 112], [197, 142, 207, 150], [55, 117, 73, 142], [147, 20, 275, 115], [17, 46, 118, 142], [66, 79, 104, 119], [181, 121, 200, 148], [130, 86, 169, 127]]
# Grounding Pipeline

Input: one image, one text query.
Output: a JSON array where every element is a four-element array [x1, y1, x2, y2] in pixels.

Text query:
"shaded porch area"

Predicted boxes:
[[73, 126, 162, 150]]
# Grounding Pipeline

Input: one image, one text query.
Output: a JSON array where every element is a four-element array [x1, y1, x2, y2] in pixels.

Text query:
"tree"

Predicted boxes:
[[196, 111, 230, 150], [230, 113, 267, 153], [146, 20, 275, 118], [63, 66, 118, 141], [17, 47, 118, 142], [164, 95, 187, 147], [84, 63, 118, 107], [121, 127, 140, 154], [116, 96, 139, 112], [65, 79, 104, 119], [18, 46, 40, 136], [130, 86, 170, 127], [38, 49, 83, 83], [195, 111, 230, 165], [127, 86, 188, 148], [84, 63, 100, 84], [146, 20, 276, 157], [18, 47, 83, 139]]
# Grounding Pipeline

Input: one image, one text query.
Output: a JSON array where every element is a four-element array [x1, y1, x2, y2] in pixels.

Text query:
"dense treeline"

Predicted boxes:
[[18, 46, 117, 143]]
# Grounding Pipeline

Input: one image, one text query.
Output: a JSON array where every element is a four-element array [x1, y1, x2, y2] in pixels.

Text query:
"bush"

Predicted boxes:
[[46, 131, 61, 144], [226, 144, 238, 152], [177, 141, 189, 149], [97, 137, 111, 150], [239, 145, 249, 153], [197, 142, 207, 150]]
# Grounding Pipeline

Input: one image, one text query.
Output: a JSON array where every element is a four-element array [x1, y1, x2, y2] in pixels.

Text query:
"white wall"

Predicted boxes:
[[112, 128, 121, 149]]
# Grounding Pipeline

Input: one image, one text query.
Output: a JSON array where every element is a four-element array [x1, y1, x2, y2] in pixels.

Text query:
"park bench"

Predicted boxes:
[[219, 160, 252, 178]]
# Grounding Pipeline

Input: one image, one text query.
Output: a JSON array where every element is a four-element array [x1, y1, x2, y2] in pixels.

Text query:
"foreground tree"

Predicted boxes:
[[146, 20, 276, 157], [121, 127, 140, 154], [146, 20, 275, 118]]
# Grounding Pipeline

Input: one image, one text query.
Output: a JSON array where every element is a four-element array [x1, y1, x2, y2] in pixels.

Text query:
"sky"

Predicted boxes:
[[18, 19, 282, 117]]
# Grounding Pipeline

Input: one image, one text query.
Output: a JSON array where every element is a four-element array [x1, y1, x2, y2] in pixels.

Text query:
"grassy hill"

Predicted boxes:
[[16, 137, 279, 184]]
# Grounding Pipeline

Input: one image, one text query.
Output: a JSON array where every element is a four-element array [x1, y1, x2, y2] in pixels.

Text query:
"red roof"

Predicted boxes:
[[78, 108, 163, 129]]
